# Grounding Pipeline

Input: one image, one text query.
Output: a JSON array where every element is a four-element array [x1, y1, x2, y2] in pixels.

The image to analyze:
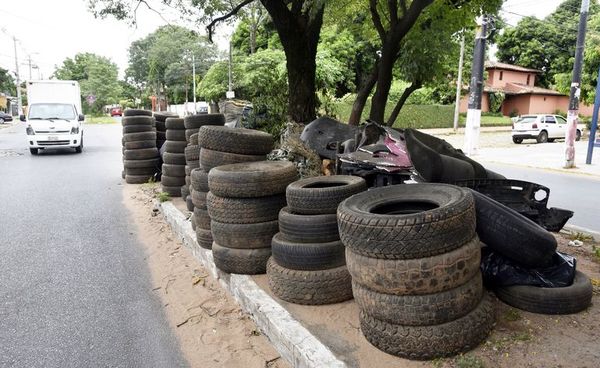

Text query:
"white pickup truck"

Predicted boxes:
[[21, 80, 84, 155], [511, 114, 583, 144]]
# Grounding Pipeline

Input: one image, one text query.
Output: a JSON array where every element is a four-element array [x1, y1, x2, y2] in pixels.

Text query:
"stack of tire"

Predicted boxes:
[[160, 117, 187, 197], [153, 112, 176, 150], [267, 175, 367, 305], [338, 184, 494, 360], [183, 114, 225, 213], [122, 109, 160, 184]]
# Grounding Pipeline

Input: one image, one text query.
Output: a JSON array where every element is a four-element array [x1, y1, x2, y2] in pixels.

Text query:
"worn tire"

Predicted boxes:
[[346, 236, 481, 296], [186, 195, 194, 212], [161, 175, 186, 187], [470, 189, 556, 268], [163, 152, 186, 165], [185, 129, 198, 142], [212, 243, 271, 275], [124, 109, 152, 117], [495, 271, 592, 314], [193, 207, 211, 230], [286, 175, 367, 215], [181, 185, 190, 200], [153, 112, 177, 122], [125, 174, 153, 184], [278, 207, 339, 243], [166, 129, 186, 141], [354, 272, 483, 326], [161, 185, 181, 197], [186, 161, 200, 172], [126, 167, 157, 176], [165, 117, 185, 130], [200, 148, 265, 172], [208, 161, 297, 198], [338, 184, 476, 260], [191, 169, 209, 192], [184, 114, 225, 129], [271, 233, 345, 271], [123, 148, 158, 160], [163, 140, 187, 153], [123, 124, 154, 133], [124, 140, 156, 150], [267, 258, 353, 305], [198, 126, 274, 155], [196, 228, 213, 249], [191, 190, 207, 209], [189, 133, 199, 146], [359, 293, 494, 360], [211, 220, 279, 249], [185, 145, 200, 162], [207, 192, 286, 224], [123, 158, 160, 169], [162, 164, 185, 177], [123, 131, 156, 142]]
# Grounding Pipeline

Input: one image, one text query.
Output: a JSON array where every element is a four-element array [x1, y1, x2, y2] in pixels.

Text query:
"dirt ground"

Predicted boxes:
[[122, 183, 288, 368]]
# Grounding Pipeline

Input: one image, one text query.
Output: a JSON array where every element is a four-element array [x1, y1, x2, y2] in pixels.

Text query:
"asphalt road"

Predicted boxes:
[[0, 122, 187, 367], [485, 162, 600, 233]]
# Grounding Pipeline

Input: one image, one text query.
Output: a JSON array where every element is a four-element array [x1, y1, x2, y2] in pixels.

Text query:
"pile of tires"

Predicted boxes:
[[338, 184, 494, 360], [121, 109, 160, 184], [182, 114, 225, 212], [153, 112, 176, 150], [207, 159, 297, 275], [267, 175, 366, 305], [160, 117, 187, 197]]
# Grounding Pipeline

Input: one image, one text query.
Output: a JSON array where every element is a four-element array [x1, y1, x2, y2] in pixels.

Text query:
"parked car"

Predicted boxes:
[[110, 107, 122, 117], [511, 114, 583, 144], [0, 111, 13, 123]]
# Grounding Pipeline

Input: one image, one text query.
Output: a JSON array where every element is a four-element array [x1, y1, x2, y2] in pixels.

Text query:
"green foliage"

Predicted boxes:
[[197, 61, 230, 102], [391, 105, 455, 129], [503, 308, 522, 322], [454, 355, 485, 368], [0, 67, 16, 96], [157, 192, 170, 203], [488, 92, 505, 113]]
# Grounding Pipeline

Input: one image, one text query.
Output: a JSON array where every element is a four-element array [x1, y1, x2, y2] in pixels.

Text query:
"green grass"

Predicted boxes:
[[454, 355, 485, 368], [157, 192, 170, 202], [85, 115, 117, 124]]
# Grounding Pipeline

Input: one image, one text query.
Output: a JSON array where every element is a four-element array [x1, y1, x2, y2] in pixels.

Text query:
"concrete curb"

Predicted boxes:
[[563, 224, 600, 242], [159, 201, 346, 368]]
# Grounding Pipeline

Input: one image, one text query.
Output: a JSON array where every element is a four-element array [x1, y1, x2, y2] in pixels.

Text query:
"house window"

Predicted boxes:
[[527, 74, 531, 85], [499, 71, 503, 80]]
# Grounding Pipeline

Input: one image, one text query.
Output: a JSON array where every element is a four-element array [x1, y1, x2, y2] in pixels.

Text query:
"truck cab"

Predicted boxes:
[[22, 80, 84, 155]]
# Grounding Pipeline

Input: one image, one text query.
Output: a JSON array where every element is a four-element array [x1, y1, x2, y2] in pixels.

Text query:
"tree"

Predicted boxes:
[[53, 53, 122, 114], [0, 68, 16, 96]]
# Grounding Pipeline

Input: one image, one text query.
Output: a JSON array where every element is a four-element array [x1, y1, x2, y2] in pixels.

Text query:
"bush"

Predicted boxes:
[[391, 105, 454, 129]]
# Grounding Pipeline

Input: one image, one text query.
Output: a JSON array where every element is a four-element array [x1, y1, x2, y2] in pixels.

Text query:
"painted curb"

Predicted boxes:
[[159, 201, 347, 368]]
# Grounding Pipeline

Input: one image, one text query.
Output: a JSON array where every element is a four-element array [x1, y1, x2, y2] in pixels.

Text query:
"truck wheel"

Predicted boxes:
[[75, 135, 83, 153], [30, 148, 38, 155], [536, 131, 548, 143], [512, 137, 523, 144], [576, 130, 582, 141]]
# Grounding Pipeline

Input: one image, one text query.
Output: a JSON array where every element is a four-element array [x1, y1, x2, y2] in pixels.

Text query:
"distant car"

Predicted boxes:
[[110, 107, 122, 117], [196, 101, 209, 114], [0, 111, 13, 123], [511, 114, 583, 144]]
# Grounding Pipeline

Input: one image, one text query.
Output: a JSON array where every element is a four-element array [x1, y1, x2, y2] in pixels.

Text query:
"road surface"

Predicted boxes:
[[0, 122, 186, 367]]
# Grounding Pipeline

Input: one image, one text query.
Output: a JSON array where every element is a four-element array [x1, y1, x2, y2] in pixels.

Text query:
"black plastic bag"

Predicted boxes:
[[480, 247, 576, 288]]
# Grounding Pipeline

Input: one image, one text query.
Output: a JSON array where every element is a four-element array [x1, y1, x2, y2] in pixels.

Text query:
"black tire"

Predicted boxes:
[[359, 293, 494, 360], [186, 195, 194, 211], [153, 112, 177, 122], [271, 232, 345, 271], [123, 158, 160, 169], [338, 184, 476, 260], [155, 121, 166, 132], [196, 228, 213, 249], [185, 145, 200, 162], [124, 140, 156, 150], [353, 272, 483, 326], [163, 140, 187, 153], [191, 190, 207, 209], [185, 129, 198, 143], [267, 258, 353, 305], [576, 130, 582, 141], [495, 271, 592, 314], [161, 175, 186, 187], [123, 148, 159, 160], [208, 161, 297, 198], [200, 148, 265, 172], [346, 236, 481, 296], [123, 109, 152, 117], [470, 189, 556, 268], [125, 174, 153, 184], [184, 114, 226, 129], [286, 175, 367, 215], [194, 207, 211, 230], [165, 117, 185, 130], [163, 152, 186, 165], [156, 131, 166, 140], [191, 214, 197, 231], [189, 133, 199, 146], [212, 243, 271, 275], [123, 131, 156, 142], [181, 185, 190, 200], [512, 137, 523, 144], [161, 185, 181, 197], [206, 192, 286, 224], [198, 126, 274, 155], [162, 164, 185, 177], [166, 129, 186, 141], [537, 130, 548, 143], [548, 138, 556, 143], [190, 169, 209, 192], [185, 175, 191, 187], [278, 207, 339, 243], [29, 148, 38, 155], [126, 167, 157, 176], [186, 161, 200, 172], [123, 124, 154, 133], [211, 220, 279, 249]]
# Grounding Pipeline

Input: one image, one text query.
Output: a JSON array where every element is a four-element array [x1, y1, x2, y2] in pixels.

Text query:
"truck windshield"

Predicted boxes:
[[29, 104, 76, 120]]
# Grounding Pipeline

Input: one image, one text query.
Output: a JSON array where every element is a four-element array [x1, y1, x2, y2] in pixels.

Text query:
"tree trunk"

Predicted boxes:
[[250, 23, 257, 54], [385, 80, 422, 127], [369, 47, 398, 124], [348, 63, 379, 125]]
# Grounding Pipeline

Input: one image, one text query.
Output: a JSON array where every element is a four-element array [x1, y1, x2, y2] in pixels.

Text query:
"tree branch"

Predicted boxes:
[[386, 79, 422, 126], [206, 0, 256, 42], [388, 0, 398, 26], [399, 0, 407, 15], [291, 0, 303, 16], [369, 0, 386, 40]]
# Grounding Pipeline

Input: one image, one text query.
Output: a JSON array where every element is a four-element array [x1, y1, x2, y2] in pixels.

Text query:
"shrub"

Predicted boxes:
[[391, 105, 454, 129]]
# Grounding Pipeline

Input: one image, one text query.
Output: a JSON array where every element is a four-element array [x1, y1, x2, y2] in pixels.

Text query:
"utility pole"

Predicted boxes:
[[565, 0, 590, 168], [27, 55, 32, 80], [13, 36, 22, 115], [192, 53, 197, 114], [453, 32, 466, 132], [228, 41, 233, 94], [585, 65, 600, 164], [464, 16, 488, 156]]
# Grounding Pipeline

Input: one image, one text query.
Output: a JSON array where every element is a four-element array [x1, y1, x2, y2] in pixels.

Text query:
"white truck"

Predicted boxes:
[[21, 80, 84, 154]]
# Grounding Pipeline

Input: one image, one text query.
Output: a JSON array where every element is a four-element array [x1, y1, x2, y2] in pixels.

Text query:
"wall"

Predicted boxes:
[[459, 92, 490, 113], [502, 94, 531, 116], [487, 69, 535, 88]]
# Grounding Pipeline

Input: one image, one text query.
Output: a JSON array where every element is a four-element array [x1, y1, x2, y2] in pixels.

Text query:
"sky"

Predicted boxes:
[[0, 0, 578, 83]]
